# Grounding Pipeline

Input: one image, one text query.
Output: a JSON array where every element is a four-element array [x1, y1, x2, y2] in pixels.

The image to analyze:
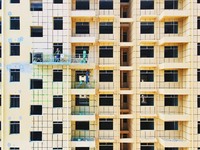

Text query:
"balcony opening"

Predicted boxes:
[[164, 46, 178, 58], [32, 52, 43, 62], [140, 94, 154, 106], [53, 95, 63, 108], [165, 22, 178, 34], [76, 22, 89, 34], [75, 95, 89, 106], [164, 95, 178, 106], [120, 23, 131, 42], [30, 105, 42, 115], [120, 119, 128, 131], [100, 143, 113, 150], [99, 70, 113, 82], [140, 70, 154, 82], [120, 95, 131, 114], [99, 0, 113, 10], [140, 46, 154, 58], [141, 143, 154, 150], [75, 46, 89, 58], [164, 70, 178, 82], [76, 0, 89, 10], [165, 121, 178, 130], [30, 131, 42, 141], [30, 79, 43, 89], [164, 0, 178, 9], [76, 121, 89, 130], [121, 71, 131, 89], [30, 0, 43, 11], [99, 22, 113, 34], [141, 22, 154, 34], [120, 48, 132, 66], [140, 0, 154, 10], [140, 119, 154, 130], [100, 119, 113, 130]]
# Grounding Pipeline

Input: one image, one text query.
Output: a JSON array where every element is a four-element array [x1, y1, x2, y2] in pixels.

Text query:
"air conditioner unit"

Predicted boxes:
[[79, 95, 87, 98]]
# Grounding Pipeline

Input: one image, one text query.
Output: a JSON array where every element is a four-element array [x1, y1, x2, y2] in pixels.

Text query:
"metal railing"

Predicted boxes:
[[71, 81, 95, 89], [71, 106, 96, 115], [71, 130, 95, 141]]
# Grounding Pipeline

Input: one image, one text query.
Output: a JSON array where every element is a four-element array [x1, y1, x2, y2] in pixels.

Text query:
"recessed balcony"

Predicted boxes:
[[70, 81, 96, 95]]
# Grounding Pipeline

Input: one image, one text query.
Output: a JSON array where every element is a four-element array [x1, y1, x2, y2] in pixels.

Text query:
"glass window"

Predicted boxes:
[[165, 148, 178, 150], [76, 148, 89, 150], [30, 105, 42, 115], [141, 22, 154, 34], [75, 46, 89, 57], [198, 95, 200, 108], [198, 69, 200, 81], [10, 0, 20, 3], [75, 95, 89, 106], [198, 121, 200, 133], [140, 0, 154, 9], [164, 0, 178, 9], [99, 94, 113, 106], [30, 1, 43, 11], [99, 143, 113, 150], [99, 70, 113, 82], [53, 43, 63, 54], [10, 69, 20, 82], [198, 17, 200, 29], [10, 121, 20, 134], [99, 119, 113, 130], [99, 0, 113, 10], [10, 148, 19, 150], [165, 95, 178, 106], [99, 46, 113, 58], [140, 94, 154, 106], [53, 122, 63, 134], [54, 17, 63, 30], [30, 79, 43, 89], [54, 0, 63, 3], [10, 43, 20, 56], [99, 22, 113, 34], [31, 27, 43, 37], [164, 70, 178, 82], [10, 17, 20, 30], [198, 43, 200, 55], [76, 121, 89, 130], [10, 95, 20, 108], [76, 0, 89, 10], [165, 22, 178, 34], [141, 143, 154, 150], [140, 119, 154, 130], [76, 22, 89, 34], [140, 46, 154, 58], [164, 46, 178, 58], [53, 95, 63, 108], [30, 131, 42, 141], [140, 70, 154, 82], [165, 121, 178, 130], [53, 70, 63, 82]]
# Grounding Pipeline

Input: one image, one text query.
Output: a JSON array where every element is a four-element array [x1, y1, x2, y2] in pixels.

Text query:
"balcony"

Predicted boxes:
[[98, 10, 114, 18], [139, 58, 157, 68], [140, 107, 157, 117], [70, 81, 96, 95], [158, 113, 190, 121], [158, 59, 189, 70], [98, 34, 115, 42], [99, 106, 115, 117], [71, 10, 95, 18], [99, 82, 114, 92], [71, 130, 95, 147], [159, 36, 188, 45], [99, 58, 115, 68], [139, 82, 157, 93], [159, 10, 189, 21], [71, 106, 96, 121], [140, 10, 157, 20], [140, 131, 156, 143], [71, 29, 96, 43], [158, 137, 190, 148], [99, 130, 115, 141]]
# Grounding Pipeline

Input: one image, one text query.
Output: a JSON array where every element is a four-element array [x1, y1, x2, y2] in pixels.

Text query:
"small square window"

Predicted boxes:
[[76, 22, 89, 34], [165, 0, 178, 9], [140, 70, 154, 82], [164, 70, 178, 82], [10, 0, 20, 3], [140, 94, 154, 106], [30, 79, 43, 89], [198, 69, 200, 81], [75, 95, 89, 106], [141, 22, 154, 34], [198, 17, 200, 29], [31, 27, 43, 37], [165, 22, 178, 34], [76, 121, 89, 130], [10, 95, 20, 108], [76, 0, 89, 10], [10, 17, 20, 30], [198, 95, 200, 108], [99, 22, 113, 34], [140, 46, 154, 58], [140, 0, 154, 9], [99, 0, 113, 10], [53, 95, 63, 108], [99, 94, 113, 106], [53, 70, 63, 82], [30, 1, 42, 11], [10, 121, 20, 134], [140, 119, 154, 130], [141, 143, 154, 150], [99, 119, 113, 130], [164, 46, 178, 58], [10, 43, 20, 56], [99, 46, 113, 58], [165, 148, 178, 150], [198, 121, 200, 133], [99, 143, 113, 150], [53, 17, 63, 30], [30, 105, 42, 115], [99, 70, 113, 82], [53, 122, 63, 134], [165, 121, 178, 130], [198, 43, 200, 55], [30, 131, 42, 141], [165, 95, 178, 106], [10, 69, 20, 82]]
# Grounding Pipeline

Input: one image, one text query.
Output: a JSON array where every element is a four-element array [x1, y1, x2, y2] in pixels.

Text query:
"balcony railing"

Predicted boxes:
[[71, 106, 96, 115], [99, 130, 115, 140], [32, 53, 95, 64], [99, 106, 115, 115], [71, 81, 95, 89], [71, 130, 95, 141]]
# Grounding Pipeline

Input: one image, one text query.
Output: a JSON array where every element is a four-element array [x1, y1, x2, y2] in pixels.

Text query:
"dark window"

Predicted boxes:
[[53, 148, 62, 150], [53, 95, 63, 108], [10, 121, 20, 134], [141, 143, 154, 150], [0, 0, 1, 9], [140, 0, 154, 9], [164, 70, 178, 82], [99, 46, 113, 58], [76, 121, 89, 130], [140, 119, 154, 130], [165, 148, 178, 150], [30, 105, 42, 115], [0, 46, 1, 58], [99, 70, 113, 82], [123, 52, 128, 63], [76, 95, 89, 106], [76, 0, 89, 10], [99, 22, 113, 34], [10, 0, 20, 3], [140, 94, 154, 106], [165, 121, 178, 130], [140, 70, 154, 82], [0, 70, 1, 82], [75, 46, 89, 57], [99, 0, 113, 10], [140, 46, 154, 58], [10, 95, 20, 108], [99, 94, 113, 106], [165, 95, 178, 106], [53, 43, 63, 54], [99, 143, 113, 150], [198, 69, 200, 81], [0, 121, 1, 130], [165, 22, 178, 34], [53, 70, 63, 82], [30, 79, 43, 89], [198, 0, 200, 3], [198, 43, 200, 55], [0, 95, 1, 106], [10, 69, 20, 82], [164, 46, 178, 58], [198, 121, 200, 133], [54, 17, 63, 30], [141, 22, 154, 34], [10, 148, 20, 150], [0, 22, 1, 34], [198, 95, 200, 108], [54, 0, 63, 3], [30, 2, 43, 11], [198, 17, 200, 29], [76, 148, 89, 150], [10, 43, 20, 56], [32, 53, 43, 62], [30, 131, 42, 141], [76, 22, 89, 34], [165, 0, 178, 9], [10, 17, 20, 30], [53, 122, 63, 134], [99, 119, 113, 130], [31, 27, 43, 37]]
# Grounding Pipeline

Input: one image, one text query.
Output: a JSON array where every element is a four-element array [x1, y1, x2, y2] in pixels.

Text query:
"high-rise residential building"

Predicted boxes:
[[1, 0, 200, 150]]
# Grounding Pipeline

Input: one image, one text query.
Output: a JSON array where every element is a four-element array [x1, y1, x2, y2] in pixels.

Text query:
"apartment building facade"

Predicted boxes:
[[1, 0, 200, 150]]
